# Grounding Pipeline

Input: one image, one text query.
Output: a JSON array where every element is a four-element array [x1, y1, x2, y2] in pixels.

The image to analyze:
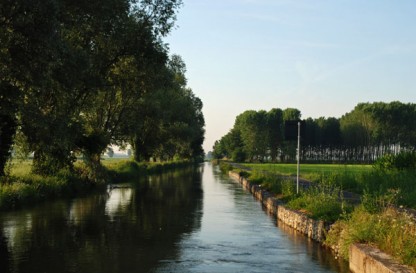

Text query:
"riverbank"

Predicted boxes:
[[0, 159, 197, 210], [222, 162, 415, 273]]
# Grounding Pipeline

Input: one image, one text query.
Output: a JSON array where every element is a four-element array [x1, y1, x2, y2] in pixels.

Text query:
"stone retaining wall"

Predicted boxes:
[[228, 171, 328, 242]]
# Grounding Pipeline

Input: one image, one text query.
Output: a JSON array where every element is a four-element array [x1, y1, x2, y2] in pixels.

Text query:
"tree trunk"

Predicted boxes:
[[83, 152, 107, 184], [0, 115, 17, 178]]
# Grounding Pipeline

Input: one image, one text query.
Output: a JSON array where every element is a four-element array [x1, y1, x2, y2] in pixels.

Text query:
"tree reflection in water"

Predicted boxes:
[[0, 166, 204, 273]]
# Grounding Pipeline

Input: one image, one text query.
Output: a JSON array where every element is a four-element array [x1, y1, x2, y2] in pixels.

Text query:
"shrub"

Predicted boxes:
[[359, 169, 416, 208], [374, 151, 416, 171], [104, 159, 194, 183], [219, 161, 234, 173]]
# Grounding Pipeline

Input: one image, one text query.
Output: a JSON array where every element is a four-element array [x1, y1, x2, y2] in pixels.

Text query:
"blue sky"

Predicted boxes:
[[165, 0, 416, 152]]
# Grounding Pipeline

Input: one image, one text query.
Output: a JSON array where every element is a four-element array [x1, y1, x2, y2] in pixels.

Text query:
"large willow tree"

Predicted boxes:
[[1, 0, 207, 180]]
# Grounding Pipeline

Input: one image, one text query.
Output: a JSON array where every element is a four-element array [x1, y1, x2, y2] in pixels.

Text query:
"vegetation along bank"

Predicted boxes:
[[217, 152, 416, 271], [0, 159, 198, 210], [0, 1, 205, 209]]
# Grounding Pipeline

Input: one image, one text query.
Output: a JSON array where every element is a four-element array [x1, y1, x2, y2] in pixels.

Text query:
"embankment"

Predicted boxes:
[[228, 170, 414, 273], [0, 160, 197, 210], [228, 171, 328, 242]]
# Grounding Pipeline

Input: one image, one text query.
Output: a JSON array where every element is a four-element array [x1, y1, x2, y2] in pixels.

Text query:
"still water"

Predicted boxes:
[[0, 163, 349, 273]]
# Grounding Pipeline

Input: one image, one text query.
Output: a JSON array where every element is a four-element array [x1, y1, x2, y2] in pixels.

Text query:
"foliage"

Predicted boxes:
[[131, 56, 205, 162], [0, 0, 203, 182], [361, 170, 416, 208], [235, 110, 269, 161], [340, 102, 416, 147], [0, 168, 93, 210], [374, 151, 416, 171], [212, 107, 300, 162], [0, 158, 194, 209], [104, 159, 193, 182], [213, 102, 416, 164], [218, 161, 234, 174]]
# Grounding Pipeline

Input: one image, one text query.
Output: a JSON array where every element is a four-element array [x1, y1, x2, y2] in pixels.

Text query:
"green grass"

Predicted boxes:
[[243, 163, 372, 193], [1, 158, 194, 210], [0, 168, 95, 210], [8, 160, 33, 177], [286, 183, 352, 222], [244, 163, 372, 179]]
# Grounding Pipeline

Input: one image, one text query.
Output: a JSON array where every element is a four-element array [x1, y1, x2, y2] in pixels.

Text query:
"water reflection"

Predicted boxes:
[[0, 166, 203, 273], [0, 163, 349, 273], [276, 221, 350, 273], [154, 163, 349, 273]]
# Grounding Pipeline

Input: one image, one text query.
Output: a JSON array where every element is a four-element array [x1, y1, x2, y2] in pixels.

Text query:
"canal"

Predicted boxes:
[[0, 163, 349, 273]]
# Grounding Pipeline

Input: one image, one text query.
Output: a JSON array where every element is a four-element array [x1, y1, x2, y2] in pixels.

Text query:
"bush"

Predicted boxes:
[[104, 159, 194, 183], [359, 169, 416, 208], [0, 164, 100, 210], [219, 161, 234, 173], [374, 151, 416, 171], [232, 148, 246, 162]]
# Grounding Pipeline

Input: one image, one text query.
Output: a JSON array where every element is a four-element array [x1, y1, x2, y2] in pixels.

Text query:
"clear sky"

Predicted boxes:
[[165, 0, 416, 153]]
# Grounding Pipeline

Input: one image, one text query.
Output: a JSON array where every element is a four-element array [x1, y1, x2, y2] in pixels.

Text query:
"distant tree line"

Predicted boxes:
[[0, 0, 205, 180], [213, 102, 416, 163]]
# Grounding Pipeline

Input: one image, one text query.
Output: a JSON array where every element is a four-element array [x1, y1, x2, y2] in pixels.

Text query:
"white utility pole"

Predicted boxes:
[[296, 121, 300, 194]]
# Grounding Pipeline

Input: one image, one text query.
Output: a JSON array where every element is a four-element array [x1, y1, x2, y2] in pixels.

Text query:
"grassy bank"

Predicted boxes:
[[220, 160, 416, 270], [0, 159, 196, 210], [103, 159, 196, 182], [0, 167, 96, 210], [245, 162, 416, 208]]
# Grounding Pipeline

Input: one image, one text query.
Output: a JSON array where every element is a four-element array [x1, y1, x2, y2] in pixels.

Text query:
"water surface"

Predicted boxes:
[[0, 163, 349, 273]]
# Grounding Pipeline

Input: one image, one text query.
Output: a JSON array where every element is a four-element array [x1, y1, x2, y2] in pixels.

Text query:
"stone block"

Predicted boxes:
[[349, 244, 413, 273]]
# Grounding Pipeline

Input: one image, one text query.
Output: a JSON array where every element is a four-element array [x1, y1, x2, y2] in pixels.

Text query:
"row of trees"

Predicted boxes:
[[0, 0, 205, 180], [213, 102, 416, 163]]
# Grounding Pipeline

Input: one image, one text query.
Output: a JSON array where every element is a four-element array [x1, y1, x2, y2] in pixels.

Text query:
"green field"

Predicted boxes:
[[241, 162, 416, 208], [8, 158, 129, 176], [243, 163, 372, 180]]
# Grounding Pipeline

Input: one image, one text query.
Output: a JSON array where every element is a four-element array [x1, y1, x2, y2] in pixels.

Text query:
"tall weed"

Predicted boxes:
[[326, 205, 416, 270], [287, 181, 350, 222]]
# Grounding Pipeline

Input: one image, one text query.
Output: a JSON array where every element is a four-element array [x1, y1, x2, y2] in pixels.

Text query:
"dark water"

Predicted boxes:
[[0, 163, 349, 273]]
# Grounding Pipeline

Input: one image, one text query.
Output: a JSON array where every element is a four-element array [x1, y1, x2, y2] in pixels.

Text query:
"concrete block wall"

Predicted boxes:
[[349, 244, 413, 273], [228, 170, 328, 242]]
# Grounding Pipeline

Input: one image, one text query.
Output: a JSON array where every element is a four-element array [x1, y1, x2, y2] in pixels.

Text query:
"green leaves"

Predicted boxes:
[[1, 0, 204, 180]]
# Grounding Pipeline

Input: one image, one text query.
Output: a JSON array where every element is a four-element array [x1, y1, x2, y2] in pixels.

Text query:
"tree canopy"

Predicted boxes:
[[0, 0, 205, 180], [213, 102, 416, 163]]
